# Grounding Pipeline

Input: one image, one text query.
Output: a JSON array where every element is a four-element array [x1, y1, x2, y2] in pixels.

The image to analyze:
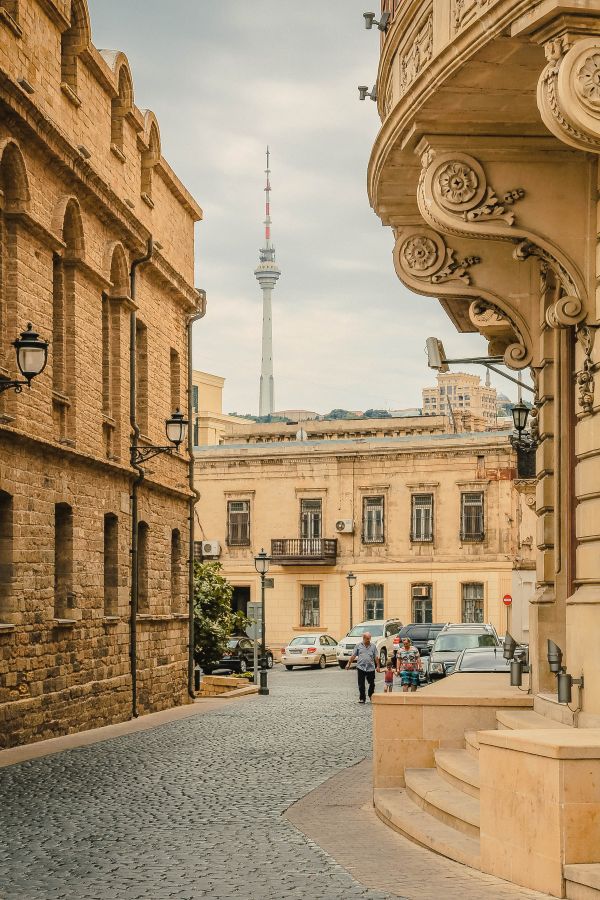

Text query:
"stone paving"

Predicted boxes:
[[0, 667, 388, 900], [0, 667, 549, 900]]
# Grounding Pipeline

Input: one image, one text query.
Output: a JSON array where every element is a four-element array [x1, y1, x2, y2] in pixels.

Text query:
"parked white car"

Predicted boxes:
[[335, 619, 402, 669], [281, 633, 339, 669]]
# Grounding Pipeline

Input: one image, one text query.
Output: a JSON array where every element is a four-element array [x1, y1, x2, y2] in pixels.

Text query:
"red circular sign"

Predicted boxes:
[[503, 594, 512, 607]]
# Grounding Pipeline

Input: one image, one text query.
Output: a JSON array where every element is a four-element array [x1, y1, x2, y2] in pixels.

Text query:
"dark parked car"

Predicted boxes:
[[453, 647, 512, 673], [393, 623, 447, 657], [212, 637, 273, 674]]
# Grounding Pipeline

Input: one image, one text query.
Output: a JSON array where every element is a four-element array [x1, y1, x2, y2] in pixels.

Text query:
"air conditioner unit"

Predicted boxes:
[[336, 519, 354, 534], [412, 586, 430, 597], [201, 540, 221, 558]]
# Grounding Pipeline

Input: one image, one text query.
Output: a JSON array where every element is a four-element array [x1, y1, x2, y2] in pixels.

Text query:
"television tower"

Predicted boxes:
[[255, 147, 280, 417]]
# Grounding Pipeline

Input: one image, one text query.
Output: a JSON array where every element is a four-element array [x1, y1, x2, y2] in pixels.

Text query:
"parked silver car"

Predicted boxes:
[[335, 619, 402, 669]]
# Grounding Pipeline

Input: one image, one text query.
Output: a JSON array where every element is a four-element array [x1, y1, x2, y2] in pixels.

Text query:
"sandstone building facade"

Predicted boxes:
[[422, 371, 498, 425], [0, 0, 202, 747], [195, 416, 535, 652], [368, 1, 600, 895]]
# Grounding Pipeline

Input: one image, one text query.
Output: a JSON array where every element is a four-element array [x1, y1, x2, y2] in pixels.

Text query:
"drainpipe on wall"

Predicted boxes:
[[187, 289, 207, 699], [129, 237, 153, 719]]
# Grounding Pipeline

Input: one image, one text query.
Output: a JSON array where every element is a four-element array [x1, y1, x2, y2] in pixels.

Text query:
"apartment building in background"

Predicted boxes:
[[422, 372, 497, 426]]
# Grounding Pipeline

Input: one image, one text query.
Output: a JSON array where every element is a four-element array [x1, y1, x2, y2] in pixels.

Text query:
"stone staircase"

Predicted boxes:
[[374, 708, 573, 876]]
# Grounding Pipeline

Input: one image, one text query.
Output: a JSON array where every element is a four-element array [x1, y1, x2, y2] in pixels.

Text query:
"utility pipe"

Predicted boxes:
[[129, 237, 153, 719], [187, 289, 207, 698]]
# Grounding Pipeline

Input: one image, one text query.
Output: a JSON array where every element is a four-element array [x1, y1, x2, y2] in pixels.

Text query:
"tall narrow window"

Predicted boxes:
[[460, 492, 484, 541], [411, 494, 433, 542], [54, 503, 73, 619], [227, 501, 250, 546], [412, 584, 433, 624], [193, 416, 200, 447], [462, 583, 484, 623], [300, 499, 322, 540], [170, 528, 182, 610], [170, 348, 180, 413], [103, 514, 118, 616], [61, 0, 88, 96], [137, 521, 149, 613], [0, 2, 19, 22], [135, 320, 149, 435], [141, 123, 160, 203], [0, 490, 13, 621], [300, 585, 320, 627], [111, 65, 133, 156], [192, 384, 199, 413], [101, 294, 111, 416], [52, 254, 65, 395], [364, 584, 384, 620], [362, 496, 384, 544]]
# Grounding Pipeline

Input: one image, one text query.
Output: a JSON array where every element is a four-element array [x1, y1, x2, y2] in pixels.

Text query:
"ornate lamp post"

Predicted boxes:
[[346, 571, 357, 629], [130, 409, 188, 466], [0, 324, 49, 394], [254, 547, 271, 696]]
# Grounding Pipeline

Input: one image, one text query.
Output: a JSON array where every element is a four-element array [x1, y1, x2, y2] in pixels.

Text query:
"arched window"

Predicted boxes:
[[141, 122, 160, 204], [0, 140, 30, 367], [0, 490, 14, 622], [0, 2, 19, 26], [103, 513, 118, 616], [102, 244, 128, 458], [135, 319, 149, 435], [111, 65, 133, 157], [137, 520, 149, 613], [169, 348, 180, 414], [61, 0, 90, 98], [170, 528, 182, 611], [53, 199, 84, 441]]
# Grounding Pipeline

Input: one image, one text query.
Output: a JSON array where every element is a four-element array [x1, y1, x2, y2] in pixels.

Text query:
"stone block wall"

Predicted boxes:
[[0, 0, 202, 747]]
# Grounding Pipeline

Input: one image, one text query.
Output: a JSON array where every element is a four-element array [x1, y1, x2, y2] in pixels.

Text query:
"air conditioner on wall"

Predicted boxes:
[[202, 540, 221, 558], [412, 586, 430, 597], [336, 519, 354, 533]]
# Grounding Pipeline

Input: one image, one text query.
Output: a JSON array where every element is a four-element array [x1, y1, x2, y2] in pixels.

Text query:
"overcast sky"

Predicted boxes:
[[87, 0, 519, 415]]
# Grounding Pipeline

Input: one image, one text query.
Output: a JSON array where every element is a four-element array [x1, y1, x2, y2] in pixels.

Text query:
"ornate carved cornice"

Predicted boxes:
[[537, 35, 600, 154]]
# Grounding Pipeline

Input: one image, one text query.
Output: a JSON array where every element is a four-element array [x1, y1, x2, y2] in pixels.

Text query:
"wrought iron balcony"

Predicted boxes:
[[270, 538, 338, 565]]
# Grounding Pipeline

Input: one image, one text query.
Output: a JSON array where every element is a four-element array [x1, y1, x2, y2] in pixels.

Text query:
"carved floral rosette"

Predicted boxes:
[[418, 150, 525, 239], [393, 227, 480, 288], [538, 36, 600, 153]]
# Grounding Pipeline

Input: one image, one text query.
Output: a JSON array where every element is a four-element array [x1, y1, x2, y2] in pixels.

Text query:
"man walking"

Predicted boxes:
[[346, 631, 380, 703]]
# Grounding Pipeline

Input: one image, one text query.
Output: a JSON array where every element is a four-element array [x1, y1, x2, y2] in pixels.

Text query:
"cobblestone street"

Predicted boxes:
[[0, 668, 546, 900]]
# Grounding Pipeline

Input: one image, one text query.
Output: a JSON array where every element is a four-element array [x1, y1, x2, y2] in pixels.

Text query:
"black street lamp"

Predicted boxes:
[[0, 324, 49, 395], [254, 547, 271, 696], [511, 400, 530, 438], [509, 400, 538, 457], [131, 409, 188, 466], [346, 571, 357, 629]]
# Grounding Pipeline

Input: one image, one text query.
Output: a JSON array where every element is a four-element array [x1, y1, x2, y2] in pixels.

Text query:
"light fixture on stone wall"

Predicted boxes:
[[547, 639, 584, 707], [363, 11, 390, 31], [358, 84, 377, 101], [504, 632, 530, 688], [0, 323, 49, 395], [130, 408, 188, 466]]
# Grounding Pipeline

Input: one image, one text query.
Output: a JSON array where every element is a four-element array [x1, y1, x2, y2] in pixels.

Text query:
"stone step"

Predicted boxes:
[[565, 864, 600, 899], [374, 787, 481, 870], [496, 708, 572, 731], [404, 767, 480, 838], [464, 730, 480, 758], [435, 748, 480, 798]]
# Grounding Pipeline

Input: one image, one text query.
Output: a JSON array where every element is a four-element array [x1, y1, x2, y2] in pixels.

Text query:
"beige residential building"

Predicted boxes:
[[195, 416, 534, 653], [422, 372, 497, 425], [367, 1, 600, 894], [0, 0, 202, 748], [191, 370, 246, 447]]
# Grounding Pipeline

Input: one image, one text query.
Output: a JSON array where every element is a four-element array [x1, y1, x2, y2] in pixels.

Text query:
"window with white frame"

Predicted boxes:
[[411, 493, 433, 542], [300, 584, 320, 626], [460, 491, 484, 541], [412, 584, 433, 624], [364, 584, 384, 620], [362, 496, 384, 544], [227, 500, 250, 546], [462, 583, 484, 623]]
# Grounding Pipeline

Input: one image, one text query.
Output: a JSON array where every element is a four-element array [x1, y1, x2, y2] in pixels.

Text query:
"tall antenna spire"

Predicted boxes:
[[255, 146, 281, 417]]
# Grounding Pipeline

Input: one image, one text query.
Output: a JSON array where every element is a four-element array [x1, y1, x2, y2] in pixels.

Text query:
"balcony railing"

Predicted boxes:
[[271, 538, 338, 565]]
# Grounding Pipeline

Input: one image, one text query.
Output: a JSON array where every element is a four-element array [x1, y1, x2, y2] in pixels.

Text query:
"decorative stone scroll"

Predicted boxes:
[[538, 36, 600, 154], [469, 300, 532, 370], [420, 152, 525, 228], [396, 228, 480, 286]]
